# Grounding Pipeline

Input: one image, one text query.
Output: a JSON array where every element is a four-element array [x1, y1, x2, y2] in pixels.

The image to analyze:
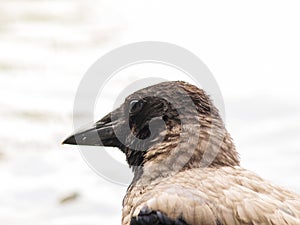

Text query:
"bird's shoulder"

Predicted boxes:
[[123, 166, 300, 225]]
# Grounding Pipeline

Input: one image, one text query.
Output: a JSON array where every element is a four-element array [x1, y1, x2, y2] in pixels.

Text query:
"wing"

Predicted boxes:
[[124, 167, 300, 225], [130, 206, 189, 225]]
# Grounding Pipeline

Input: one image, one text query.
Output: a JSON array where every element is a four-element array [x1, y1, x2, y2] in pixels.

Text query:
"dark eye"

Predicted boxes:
[[129, 99, 143, 114]]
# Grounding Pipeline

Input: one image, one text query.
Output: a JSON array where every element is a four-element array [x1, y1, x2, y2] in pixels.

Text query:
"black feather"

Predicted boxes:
[[130, 206, 189, 225]]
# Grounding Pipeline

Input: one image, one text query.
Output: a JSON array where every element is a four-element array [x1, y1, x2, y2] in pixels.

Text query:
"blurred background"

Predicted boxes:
[[0, 0, 299, 225]]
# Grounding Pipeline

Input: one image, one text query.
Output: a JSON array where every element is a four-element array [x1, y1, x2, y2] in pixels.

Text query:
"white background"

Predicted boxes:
[[0, 0, 299, 224]]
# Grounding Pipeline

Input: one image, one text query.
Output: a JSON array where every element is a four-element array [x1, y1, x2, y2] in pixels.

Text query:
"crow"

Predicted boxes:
[[63, 81, 300, 225]]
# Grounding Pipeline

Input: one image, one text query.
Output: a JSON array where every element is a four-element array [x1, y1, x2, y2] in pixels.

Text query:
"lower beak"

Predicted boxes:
[[62, 113, 122, 147]]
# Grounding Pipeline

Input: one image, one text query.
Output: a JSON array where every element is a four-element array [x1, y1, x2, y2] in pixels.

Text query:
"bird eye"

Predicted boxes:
[[129, 99, 143, 114]]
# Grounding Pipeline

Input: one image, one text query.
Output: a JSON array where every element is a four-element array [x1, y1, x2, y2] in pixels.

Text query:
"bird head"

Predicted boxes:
[[63, 81, 239, 177]]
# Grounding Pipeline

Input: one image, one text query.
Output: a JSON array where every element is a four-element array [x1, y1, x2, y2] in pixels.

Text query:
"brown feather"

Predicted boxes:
[[123, 167, 300, 225]]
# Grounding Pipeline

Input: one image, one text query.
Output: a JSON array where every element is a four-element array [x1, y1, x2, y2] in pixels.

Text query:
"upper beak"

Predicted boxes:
[[62, 113, 122, 147]]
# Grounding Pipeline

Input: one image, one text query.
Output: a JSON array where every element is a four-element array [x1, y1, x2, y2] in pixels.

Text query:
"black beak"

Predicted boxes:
[[62, 113, 123, 147]]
